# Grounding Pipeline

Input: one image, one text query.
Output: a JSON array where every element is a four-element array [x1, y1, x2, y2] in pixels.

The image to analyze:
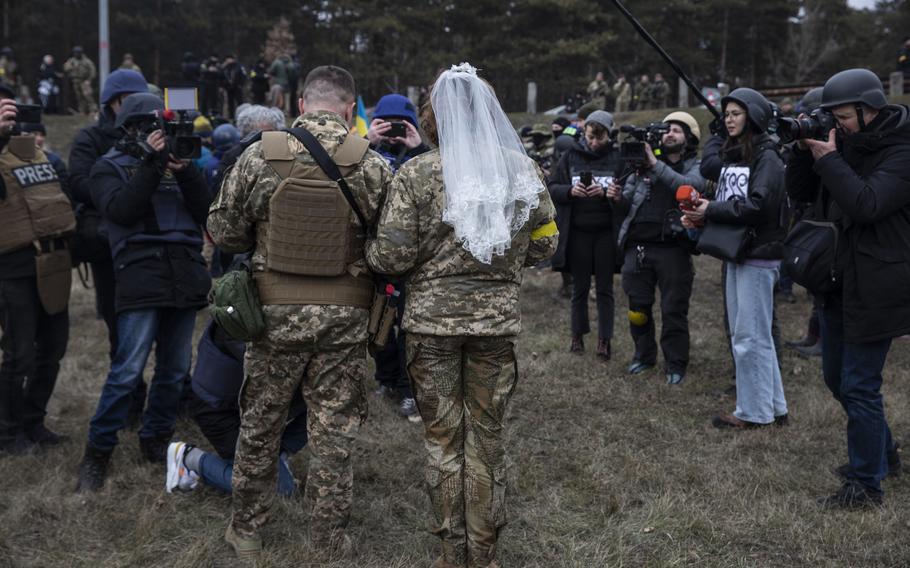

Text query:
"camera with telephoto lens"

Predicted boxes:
[[776, 108, 836, 144], [619, 122, 670, 162]]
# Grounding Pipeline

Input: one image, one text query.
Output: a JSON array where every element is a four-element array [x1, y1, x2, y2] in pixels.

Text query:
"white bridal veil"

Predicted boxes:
[[431, 62, 544, 264]]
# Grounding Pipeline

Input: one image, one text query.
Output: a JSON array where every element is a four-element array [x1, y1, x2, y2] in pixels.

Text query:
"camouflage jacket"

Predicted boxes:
[[365, 149, 558, 337], [63, 56, 96, 81], [208, 111, 392, 348]]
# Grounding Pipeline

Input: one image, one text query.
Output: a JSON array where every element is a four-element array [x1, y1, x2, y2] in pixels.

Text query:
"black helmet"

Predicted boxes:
[[798, 87, 824, 114], [721, 88, 772, 133], [820, 69, 887, 110], [115, 93, 164, 129]]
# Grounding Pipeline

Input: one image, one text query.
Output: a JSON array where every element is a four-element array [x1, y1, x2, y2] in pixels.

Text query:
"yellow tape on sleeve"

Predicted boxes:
[[531, 220, 558, 240]]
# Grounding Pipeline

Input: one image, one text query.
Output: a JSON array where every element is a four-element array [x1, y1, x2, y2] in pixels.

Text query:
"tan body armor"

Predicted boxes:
[[0, 137, 76, 314], [254, 131, 373, 308]]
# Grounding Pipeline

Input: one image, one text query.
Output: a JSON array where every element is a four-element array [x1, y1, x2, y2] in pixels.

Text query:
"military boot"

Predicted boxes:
[[76, 445, 112, 492], [225, 524, 262, 561], [139, 431, 173, 463]]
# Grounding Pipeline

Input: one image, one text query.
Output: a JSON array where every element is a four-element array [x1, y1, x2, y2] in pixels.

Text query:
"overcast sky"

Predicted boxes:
[[847, 0, 877, 8]]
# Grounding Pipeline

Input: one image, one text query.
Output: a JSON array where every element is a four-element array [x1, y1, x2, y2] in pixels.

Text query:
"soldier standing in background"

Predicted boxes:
[[587, 71, 610, 111], [613, 74, 632, 113], [633, 74, 652, 111], [63, 47, 97, 115], [651, 73, 671, 109], [209, 65, 391, 559], [118, 54, 142, 74]]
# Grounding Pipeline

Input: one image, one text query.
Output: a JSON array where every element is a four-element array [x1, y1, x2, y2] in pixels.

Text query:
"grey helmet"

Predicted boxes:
[[721, 88, 773, 133], [820, 69, 887, 111], [797, 87, 824, 114]]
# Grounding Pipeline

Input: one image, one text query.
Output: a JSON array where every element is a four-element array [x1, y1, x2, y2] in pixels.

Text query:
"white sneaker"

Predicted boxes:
[[166, 442, 199, 493]]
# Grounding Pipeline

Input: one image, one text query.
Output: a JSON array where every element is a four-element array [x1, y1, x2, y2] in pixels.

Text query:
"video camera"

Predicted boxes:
[[161, 88, 202, 160], [619, 122, 669, 162], [776, 108, 836, 144]]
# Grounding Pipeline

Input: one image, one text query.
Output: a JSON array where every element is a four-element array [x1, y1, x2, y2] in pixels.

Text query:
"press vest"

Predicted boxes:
[[254, 130, 374, 308], [102, 149, 203, 258], [0, 137, 75, 255]]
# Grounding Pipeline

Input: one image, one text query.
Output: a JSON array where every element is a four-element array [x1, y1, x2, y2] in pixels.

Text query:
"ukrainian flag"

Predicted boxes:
[[354, 95, 369, 137]]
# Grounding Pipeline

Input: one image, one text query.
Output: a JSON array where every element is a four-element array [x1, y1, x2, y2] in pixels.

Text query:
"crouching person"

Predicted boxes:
[[76, 93, 211, 491], [165, 317, 307, 495]]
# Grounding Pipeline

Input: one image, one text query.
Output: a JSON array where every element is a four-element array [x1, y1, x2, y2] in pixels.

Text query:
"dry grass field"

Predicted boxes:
[[2, 259, 910, 568], [2, 113, 909, 567]]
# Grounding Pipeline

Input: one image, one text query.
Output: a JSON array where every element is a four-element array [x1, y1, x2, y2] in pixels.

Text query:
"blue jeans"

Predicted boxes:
[[818, 299, 893, 494], [88, 308, 196, 450], [198, 452, 296, 496], [725, 263, 787, 424]]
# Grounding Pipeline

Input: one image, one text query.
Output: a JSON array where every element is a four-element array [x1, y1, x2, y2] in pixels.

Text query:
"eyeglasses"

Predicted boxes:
[[724, 111, 745, 119]]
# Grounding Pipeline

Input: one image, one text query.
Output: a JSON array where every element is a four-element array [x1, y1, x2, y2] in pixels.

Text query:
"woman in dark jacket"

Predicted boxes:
[[683, 88, 788, 429], [548, 110, 621, 358]]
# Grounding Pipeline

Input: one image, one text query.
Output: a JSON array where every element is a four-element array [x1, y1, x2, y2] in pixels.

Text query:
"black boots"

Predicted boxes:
[[76, 445, 112, 492]]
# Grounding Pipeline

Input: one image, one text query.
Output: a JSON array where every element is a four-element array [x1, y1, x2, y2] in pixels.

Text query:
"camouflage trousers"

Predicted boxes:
[[72, 79, 96, 115], [231, 339, 367, 538], [407, 333, 518, 568]]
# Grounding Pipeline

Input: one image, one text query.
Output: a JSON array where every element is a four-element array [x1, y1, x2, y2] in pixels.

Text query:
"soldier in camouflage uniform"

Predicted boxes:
[[613, 74, 632, 113], [586, 71, 610, 111], [63, 46, 97, 115], [208, 65, 392, 559], [366, 65, 558, 568], [651, 73, 671, 109], [633, 74, 652, 111]]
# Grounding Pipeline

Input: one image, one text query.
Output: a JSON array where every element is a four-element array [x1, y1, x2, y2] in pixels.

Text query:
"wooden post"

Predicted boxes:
[[406, 86, 419, 107], [890, 72, 904, 97], [677, 77, 689, 108], [527, 81, 537, 115]]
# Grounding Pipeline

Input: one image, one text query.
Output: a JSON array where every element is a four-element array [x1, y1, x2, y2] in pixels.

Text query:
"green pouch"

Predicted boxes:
[[208, 263, 266, 341]]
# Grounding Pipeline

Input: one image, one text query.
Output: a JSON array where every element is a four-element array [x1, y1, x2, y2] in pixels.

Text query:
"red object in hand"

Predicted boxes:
[[162, 109, 177, 121], [676, 185, 701, 212]]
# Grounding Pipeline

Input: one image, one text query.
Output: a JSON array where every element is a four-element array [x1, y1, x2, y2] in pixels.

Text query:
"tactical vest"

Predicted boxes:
[[102, 149, 203, 258], [0, 137, 75, 254], [254, 130, 373, 308]]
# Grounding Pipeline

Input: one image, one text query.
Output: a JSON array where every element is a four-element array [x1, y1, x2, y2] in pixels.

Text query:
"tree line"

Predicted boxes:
[[4, 0, 908, 110]]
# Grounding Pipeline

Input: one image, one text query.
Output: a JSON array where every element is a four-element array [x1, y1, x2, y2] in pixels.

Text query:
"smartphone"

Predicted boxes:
[[15, 103, 42, 125], [580, 171, 593, 187], [385, 121, 407, 138]]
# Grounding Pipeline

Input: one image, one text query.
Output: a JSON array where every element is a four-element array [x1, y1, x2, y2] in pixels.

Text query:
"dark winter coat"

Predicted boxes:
[[786, 104, 910, 342], [547, 138, 622, 271], [90, 156, 211, 313], [703, 133, 788, 260]]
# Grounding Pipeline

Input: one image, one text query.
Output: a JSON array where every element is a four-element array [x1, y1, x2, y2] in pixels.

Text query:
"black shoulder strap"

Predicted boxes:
[[285, 127, 368, 229]]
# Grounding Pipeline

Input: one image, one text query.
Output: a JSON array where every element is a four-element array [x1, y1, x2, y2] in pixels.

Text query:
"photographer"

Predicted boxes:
[[682, 88, 788, 429], [367, 93, 429, 172], [608, 112, 705, 384], [549, 110, 621, 358], [786, 69, 910, 508], [68, 69, 148, 423], [0, 91, 76, 454], [76, 93, 211, 492]]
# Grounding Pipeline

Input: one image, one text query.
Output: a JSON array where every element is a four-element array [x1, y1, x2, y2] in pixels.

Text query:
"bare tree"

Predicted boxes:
[[768, 0, 844, 84]]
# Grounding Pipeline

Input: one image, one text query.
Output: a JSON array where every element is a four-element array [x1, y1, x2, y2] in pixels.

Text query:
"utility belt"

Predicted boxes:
[[33, 237, 72, 315], [254, 270, 373, 308]]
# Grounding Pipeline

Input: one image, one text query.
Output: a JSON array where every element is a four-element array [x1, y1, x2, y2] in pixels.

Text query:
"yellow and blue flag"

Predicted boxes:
[[354, 95, 369, 137]]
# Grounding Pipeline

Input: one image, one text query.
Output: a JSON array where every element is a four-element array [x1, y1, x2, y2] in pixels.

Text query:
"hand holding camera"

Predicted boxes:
[[0, 99, 16, 136], [369, 119, 422, 149]]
